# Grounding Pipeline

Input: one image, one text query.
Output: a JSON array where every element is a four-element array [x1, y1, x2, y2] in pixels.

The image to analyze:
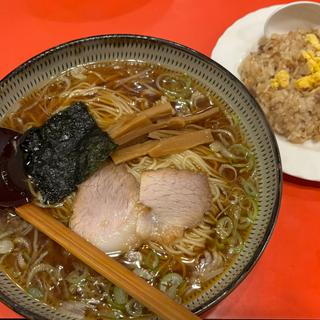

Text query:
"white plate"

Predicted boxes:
[[211, 4, 320, 182]]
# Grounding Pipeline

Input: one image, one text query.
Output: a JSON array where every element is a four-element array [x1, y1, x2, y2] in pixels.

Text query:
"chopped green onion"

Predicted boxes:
[[0, 239, 14, 254], [125, 299, 143, 316], [240, 177, 258, 198], [216, 216, 233, 239], [143, 251, 160, 270], [66, 270, 86, 285], [237, 216, 252, 230], [133, 267, 154, 281], [113, 287, 128, 305], [210, 141, 236, 159], [227, 230, 243, 247], [99, 309, 124, 319], [159, 273, 183, 298], [228, 244, 243, 255], [28, 287, 43, 300], [107, 294, 126, 312], [248, 198, 259, 220], [228, 144, 250, 160], [218, 164, 238, 181], [215, 239, 225, 250], [155, 74, 192, 99]]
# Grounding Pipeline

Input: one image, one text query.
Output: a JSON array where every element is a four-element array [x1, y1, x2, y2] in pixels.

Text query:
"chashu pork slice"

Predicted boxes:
[[137, 168, 212, 244], [70, 163, 140, 254]]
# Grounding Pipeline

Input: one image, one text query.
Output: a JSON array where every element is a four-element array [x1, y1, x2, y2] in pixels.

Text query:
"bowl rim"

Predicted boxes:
[[0, 33, 282, 319]]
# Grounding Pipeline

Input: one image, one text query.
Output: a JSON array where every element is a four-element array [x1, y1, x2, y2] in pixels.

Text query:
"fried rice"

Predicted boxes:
[[239, 29, 320, 143]]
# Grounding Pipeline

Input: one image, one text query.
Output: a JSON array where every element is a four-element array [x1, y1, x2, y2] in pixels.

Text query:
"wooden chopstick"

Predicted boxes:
[[16, 204, 200, 320]]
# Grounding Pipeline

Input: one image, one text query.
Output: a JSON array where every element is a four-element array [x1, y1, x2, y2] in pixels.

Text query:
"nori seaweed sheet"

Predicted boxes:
[[20, 102, 117, 204]]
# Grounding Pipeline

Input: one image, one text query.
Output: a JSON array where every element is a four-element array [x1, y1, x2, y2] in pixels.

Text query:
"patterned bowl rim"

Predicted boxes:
[[0, 34, 282, 319]]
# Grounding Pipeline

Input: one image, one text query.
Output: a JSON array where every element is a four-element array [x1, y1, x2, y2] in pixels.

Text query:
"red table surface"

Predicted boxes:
[[0, 0, 320, 319]]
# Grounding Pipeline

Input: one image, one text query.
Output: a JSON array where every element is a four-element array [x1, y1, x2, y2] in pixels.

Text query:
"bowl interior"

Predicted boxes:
[[0, 35, 282, 319]]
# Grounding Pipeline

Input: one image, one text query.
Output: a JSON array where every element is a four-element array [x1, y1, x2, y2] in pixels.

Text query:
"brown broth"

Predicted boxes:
[[0, 61, 258, 319]]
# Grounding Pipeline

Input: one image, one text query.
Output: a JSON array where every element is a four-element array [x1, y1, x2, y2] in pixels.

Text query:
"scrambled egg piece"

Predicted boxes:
[[302, 50, 320, 73], [295, 34, 320, 90], [306, 33, 320, 51], [271, 70, 290, 89], [270, 33, 320, 91], [296, 71, 320, 90]]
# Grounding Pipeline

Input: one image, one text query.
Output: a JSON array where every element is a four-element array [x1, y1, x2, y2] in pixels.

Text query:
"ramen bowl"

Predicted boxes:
[[0, 35, 282, 319]]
